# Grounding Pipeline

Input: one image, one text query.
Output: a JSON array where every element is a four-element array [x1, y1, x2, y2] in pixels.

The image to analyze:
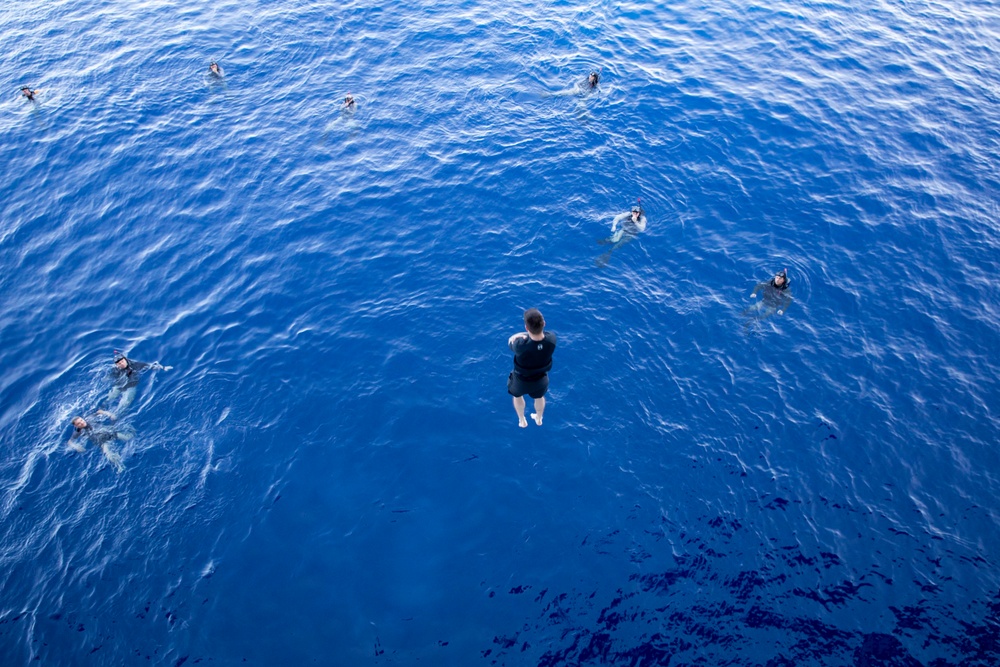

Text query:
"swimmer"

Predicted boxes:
[[68, 411, 128, 473], [596, 205, 647, 267], [544, 71, 602, 98], [342, 94, 357, 116], [209, 62, 223, 78], [743, 268, 793, 325], [107, 353, 171, 414], [507, 308, 557, 428], [20, 86, 38, 102], [576, 70, 601, 95]]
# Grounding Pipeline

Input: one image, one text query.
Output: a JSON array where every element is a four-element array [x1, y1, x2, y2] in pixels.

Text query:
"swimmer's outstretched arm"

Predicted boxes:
[[750, 282, 766, 297], [131, 359, 173, 373]]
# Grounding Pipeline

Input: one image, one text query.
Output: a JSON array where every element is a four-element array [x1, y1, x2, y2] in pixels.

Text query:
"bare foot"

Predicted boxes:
[[518, 416, 528, 428], [530, 413, 543, 426]]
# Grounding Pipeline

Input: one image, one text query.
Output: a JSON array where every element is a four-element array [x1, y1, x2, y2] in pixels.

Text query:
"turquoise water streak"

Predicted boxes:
[[1, 0, 999, 664]]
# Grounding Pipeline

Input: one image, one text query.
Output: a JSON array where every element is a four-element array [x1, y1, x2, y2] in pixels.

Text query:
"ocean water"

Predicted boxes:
[[1, 0, 999, 664]]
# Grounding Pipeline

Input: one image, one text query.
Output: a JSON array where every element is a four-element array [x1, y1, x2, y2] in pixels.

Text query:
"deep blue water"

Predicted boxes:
[[2, 0, 1000, 664]]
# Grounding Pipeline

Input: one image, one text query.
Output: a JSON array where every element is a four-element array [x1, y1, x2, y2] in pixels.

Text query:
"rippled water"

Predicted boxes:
[[2, 0, 999, 664]]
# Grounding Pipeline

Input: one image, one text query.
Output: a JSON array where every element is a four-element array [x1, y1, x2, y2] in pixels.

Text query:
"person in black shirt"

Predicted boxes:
[[507, 308, 557, 428], [743, 268, 793, 325], [108, 353, 171, 413]]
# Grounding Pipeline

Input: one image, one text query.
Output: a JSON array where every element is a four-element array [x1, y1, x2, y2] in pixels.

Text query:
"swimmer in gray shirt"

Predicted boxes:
[[68, 411, 129, 473], [597, 205, 647, 267]]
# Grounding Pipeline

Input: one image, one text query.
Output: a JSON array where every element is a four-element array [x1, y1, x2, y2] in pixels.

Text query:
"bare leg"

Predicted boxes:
[[116, 386, 136, 414], [530, 397, 545, 426], [106, 387, 120, 403], [101, 443, 125, 474], [512, 396, 528, 428]]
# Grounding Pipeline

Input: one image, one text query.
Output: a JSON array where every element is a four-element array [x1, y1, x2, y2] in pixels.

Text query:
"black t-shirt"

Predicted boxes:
[[511, 331, 557, 380], [758, 282, 792, 310], [110, 360, 152, 389]]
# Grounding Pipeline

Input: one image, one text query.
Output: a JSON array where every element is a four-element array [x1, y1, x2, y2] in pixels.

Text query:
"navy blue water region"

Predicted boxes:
[[2, 0, 999, 664]]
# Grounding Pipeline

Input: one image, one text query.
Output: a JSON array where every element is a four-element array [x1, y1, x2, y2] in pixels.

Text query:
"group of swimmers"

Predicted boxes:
[[19, 61, 223, 102], [68, 354, 171, 472], [26, 62, 789, 436], [19, 62, 594, 101]]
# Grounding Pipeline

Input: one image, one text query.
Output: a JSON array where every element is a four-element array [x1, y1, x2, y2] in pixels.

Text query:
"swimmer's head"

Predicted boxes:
[[72, 416, 88, 429], [631, 206, 643, 219], [344, 94, 355, 106], [588, 72, 599, 87], [773, 269, 788, 288], [114, 355, 129, 370]]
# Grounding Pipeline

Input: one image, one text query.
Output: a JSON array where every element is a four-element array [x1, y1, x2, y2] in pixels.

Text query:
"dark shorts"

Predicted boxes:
[[508, 372, 549, 399]]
